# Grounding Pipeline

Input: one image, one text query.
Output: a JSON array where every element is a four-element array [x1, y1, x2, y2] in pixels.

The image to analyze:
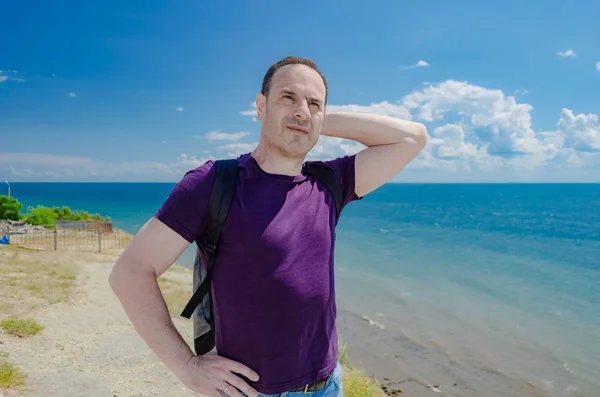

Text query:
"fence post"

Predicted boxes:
[[98, 230, 101, 253], [54, 227, 57, 250]]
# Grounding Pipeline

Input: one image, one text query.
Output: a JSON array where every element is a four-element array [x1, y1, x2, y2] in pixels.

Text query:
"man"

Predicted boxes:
[[109, 56, 428, 397]]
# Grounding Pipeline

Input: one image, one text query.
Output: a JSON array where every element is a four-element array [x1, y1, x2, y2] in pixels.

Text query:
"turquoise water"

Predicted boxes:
[[5, 182, 600, 396]]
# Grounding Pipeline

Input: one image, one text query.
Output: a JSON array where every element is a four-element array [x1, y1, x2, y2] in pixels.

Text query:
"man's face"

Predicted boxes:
[[256, 64, 327, 160]]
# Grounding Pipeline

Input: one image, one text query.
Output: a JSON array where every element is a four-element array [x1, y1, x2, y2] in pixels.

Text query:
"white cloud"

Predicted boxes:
[[8, 167, 75, 179], [69, 92, 76, 97], [513, 89, 529, 97], [327, 102, 412, 120], [401, 60, 430, 69], [430, 124, 479, 160], [203, 130, 250, 141], [240, 102, 258, 121], [0, 69, 24, 83], [217, 142, 258, 158], [556, 108, 600, 152], [2, 152, 215, 182], [409, 81, 600, 174], [403, 80, 545, 156], [177, 107, 184, 112], [0, 153, 93, 167], [306, 136, 366, 161], [596, 62, 600, 71], [557, 49, 576, 58]]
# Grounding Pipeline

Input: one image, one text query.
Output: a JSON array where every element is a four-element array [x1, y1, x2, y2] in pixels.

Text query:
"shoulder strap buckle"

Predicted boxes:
[[204, 241, 217, 253]]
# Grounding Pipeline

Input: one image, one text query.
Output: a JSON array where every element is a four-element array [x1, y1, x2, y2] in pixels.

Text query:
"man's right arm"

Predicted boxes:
[[108, 216, 195, 380], [108, 162, 260, 397]]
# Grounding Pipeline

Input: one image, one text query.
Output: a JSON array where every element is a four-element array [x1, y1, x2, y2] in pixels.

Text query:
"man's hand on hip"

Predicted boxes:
[[177, 354, 260, 397]]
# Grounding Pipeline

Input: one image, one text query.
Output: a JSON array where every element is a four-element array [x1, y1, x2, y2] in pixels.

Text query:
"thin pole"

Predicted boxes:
[[5, 181, 9, 198]]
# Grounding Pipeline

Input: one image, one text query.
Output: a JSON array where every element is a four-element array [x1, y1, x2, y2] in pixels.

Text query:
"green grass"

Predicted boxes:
[[343, 366, 386, 397], [0, 359, 26, 389], [338, 336, 386, 397], [338, 337, 351, 368], [1, 316, 45, 337]]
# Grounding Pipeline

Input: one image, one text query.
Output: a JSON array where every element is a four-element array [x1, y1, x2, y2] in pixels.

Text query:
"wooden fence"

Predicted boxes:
[[0, 220, 132, 254]]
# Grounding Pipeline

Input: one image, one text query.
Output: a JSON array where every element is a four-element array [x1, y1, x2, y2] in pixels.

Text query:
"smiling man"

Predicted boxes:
[[109, 56, 428, 397]]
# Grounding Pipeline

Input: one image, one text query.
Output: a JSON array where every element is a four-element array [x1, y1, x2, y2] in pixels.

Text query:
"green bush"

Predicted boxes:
[[22, 206, 56, 226], [52, 206, 110, 222], [0, 196, 24, 221], [21, 205, 110, 226], [0, 195, 110, 226]]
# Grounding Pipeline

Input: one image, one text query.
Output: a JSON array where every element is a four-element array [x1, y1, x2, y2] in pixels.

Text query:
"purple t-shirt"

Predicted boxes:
[[154, 152, 361, 394]]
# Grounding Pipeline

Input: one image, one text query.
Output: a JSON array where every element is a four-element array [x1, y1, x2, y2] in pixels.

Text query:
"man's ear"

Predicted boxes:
[[256, 93, 266, 121]]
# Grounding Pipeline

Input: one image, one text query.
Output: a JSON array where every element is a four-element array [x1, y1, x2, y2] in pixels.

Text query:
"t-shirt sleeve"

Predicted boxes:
[[154, 160, 216, 243], [321, 154, 363, 210]]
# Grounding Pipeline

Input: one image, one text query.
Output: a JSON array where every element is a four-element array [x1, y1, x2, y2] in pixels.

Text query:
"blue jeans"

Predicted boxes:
[[221, 362, 343, 397]]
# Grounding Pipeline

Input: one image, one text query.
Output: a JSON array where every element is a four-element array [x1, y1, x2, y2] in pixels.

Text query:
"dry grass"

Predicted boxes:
[[0, 245, 121, 320], [0, 246, 81, 319], [0, 245, 121, 393], [0, 360, 26, 390], [1, 317, 45, 337]]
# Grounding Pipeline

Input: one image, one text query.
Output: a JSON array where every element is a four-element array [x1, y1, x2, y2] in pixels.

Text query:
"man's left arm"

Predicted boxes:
[[321, 112, 429, 197]]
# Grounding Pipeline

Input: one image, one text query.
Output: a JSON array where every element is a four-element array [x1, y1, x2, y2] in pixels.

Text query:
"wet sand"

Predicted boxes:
[[336, 308, 556, 397]]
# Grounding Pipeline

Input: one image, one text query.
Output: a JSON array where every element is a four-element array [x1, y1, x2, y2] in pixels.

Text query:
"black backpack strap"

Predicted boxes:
[[303, 162, 343, 224], [180, 159, 238, 319]]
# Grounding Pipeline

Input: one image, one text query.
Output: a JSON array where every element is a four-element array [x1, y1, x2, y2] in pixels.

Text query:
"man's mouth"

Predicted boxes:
[[286, 125, 310, 134]]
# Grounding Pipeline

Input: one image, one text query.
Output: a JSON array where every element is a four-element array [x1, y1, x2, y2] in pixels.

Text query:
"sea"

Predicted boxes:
[[5, 182, 600, 397]]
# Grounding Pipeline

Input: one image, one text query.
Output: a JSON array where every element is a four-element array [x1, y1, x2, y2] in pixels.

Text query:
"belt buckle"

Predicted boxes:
[[301, 368, 333, 393]]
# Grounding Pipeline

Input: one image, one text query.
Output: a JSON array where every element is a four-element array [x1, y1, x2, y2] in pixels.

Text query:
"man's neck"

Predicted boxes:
[[251, 145, 305, 177]]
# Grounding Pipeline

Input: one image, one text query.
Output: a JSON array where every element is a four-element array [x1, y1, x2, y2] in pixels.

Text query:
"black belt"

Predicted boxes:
[[289, 369, 334, 393]]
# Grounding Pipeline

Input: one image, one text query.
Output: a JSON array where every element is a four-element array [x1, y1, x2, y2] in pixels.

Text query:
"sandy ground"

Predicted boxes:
[[0, 256, 201, 397], [0, 247, 441, 397]]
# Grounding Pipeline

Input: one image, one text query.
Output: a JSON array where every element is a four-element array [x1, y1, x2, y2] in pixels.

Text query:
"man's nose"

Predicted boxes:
[[293, 100, 310, 120]]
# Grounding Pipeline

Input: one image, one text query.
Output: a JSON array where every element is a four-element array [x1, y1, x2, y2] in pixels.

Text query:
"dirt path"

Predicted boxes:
[[1, 258, 201, 397]]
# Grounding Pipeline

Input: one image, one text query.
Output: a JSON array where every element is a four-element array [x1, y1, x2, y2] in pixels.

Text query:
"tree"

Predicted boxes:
[[0, 196, 23, 221]]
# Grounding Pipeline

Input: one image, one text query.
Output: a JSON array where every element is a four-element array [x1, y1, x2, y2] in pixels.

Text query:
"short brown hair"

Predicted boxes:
[[261, 56, 328, 104]]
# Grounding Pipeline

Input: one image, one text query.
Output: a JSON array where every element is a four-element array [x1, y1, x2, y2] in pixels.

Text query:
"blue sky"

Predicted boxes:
[[1, 0, 600, 182]]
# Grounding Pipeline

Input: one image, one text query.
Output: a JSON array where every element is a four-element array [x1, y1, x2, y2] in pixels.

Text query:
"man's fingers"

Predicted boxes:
[[221, 357, 260, 382], [219, 381, 245, 397], [223, 373, 259, 397]]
